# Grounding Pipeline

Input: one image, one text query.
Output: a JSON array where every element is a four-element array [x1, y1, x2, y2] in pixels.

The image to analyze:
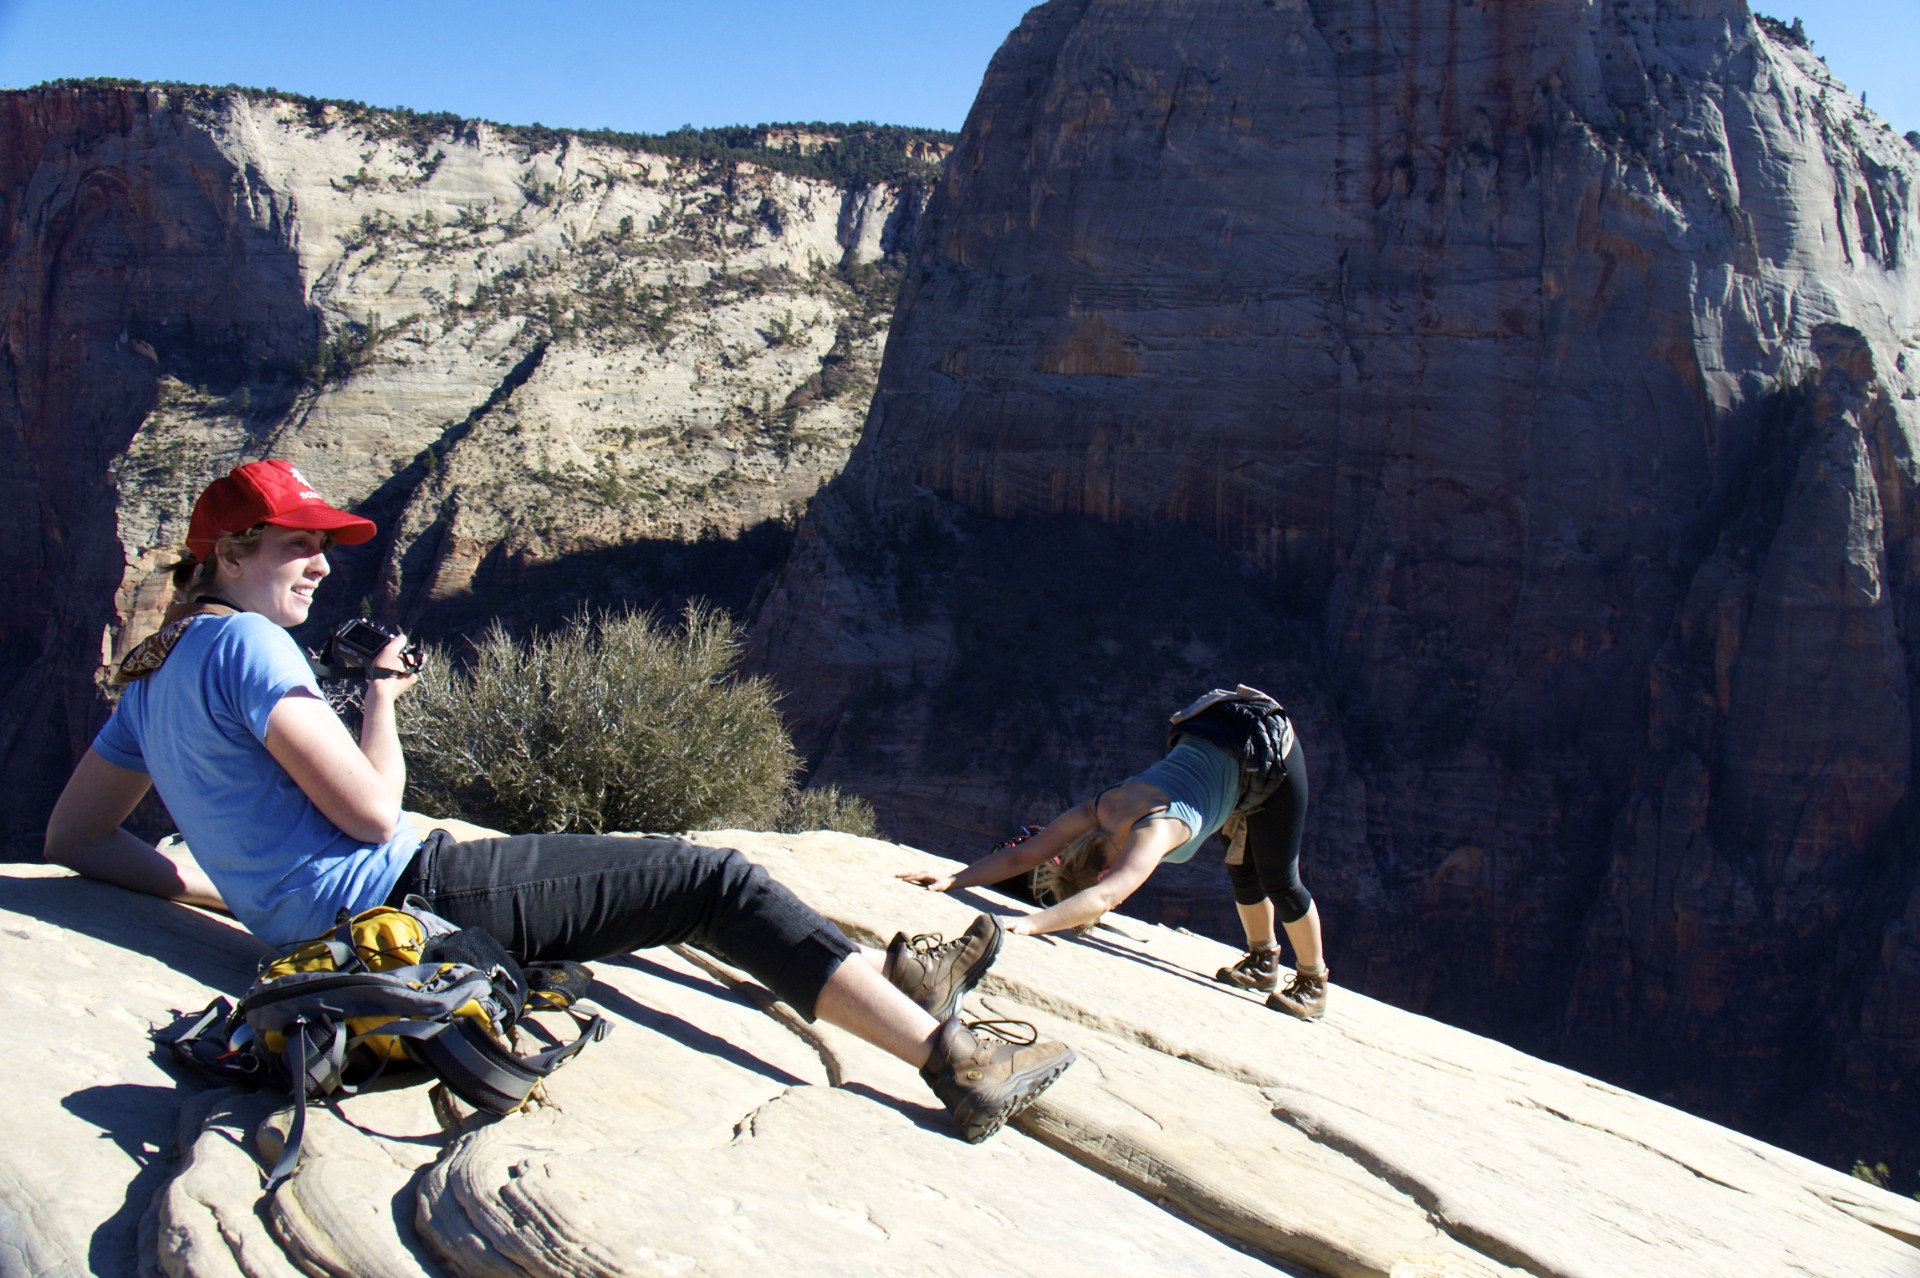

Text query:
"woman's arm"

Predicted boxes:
[[898, 800, 1099, 892], [44, 750, 227, 909], [265, 634, 418, 844], [1005, 823, 1174, 935]]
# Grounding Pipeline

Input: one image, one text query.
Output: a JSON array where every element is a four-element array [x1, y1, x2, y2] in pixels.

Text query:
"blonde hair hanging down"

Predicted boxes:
[[1028, 828, 1111, 936]]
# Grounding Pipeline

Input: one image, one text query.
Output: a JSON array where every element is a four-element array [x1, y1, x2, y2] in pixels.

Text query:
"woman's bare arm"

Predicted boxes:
[[898, 800, 1099, 892], [265, 634, 418, 845], [44, 750, 227, 909], [1005, 822, 1175, 935]]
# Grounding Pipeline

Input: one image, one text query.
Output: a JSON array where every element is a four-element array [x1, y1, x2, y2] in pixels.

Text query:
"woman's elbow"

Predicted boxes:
[[43, 808, 99, 871], [331, 801, 404, 845], [43, 825, 78, 870]]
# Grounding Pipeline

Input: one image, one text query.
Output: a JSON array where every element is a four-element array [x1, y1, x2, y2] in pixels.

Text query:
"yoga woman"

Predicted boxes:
[[901, 687, 1328, 1019]]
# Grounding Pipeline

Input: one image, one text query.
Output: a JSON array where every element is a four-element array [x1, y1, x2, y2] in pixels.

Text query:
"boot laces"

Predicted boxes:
[[1231, 948, 1277, 974], [962, 1018, 1039, 1046], [904, 931, 964, 963]]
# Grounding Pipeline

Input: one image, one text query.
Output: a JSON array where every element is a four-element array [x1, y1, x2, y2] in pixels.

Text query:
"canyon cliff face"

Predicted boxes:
[[0, 85, 931, 850], [756, 0, 1920, 1176]]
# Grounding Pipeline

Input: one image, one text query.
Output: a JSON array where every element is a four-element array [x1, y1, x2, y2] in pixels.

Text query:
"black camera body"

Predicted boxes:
[[315, 617, 421, 677]]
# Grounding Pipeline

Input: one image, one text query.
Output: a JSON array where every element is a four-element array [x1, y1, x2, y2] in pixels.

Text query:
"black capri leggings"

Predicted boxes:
[[1225, 732, 1312, 923], [386, 830, 856, 1021]]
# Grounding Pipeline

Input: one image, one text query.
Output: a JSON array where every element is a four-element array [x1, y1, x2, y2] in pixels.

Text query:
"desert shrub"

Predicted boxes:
[[625, 122, 951, 186], [776, 785, 877, 838], [1850, 1160, 1920, 1200], [400, 605, 814, 835]]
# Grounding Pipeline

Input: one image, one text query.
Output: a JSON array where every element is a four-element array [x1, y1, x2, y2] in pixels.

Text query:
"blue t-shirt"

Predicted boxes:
[[91, 611, 420, 945], [1128, 735, 1243, 864]]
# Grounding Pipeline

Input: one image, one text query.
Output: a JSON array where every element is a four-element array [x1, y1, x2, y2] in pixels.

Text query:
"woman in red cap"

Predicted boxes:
[[45, 461, 1073, 1143]]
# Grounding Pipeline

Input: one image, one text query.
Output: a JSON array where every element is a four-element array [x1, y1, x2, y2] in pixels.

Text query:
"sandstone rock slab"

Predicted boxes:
[[10, 831, 1920, 1277]]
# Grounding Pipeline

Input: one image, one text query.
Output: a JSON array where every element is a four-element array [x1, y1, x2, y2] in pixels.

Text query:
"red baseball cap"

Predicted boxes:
[[185, 460, 377, 558]]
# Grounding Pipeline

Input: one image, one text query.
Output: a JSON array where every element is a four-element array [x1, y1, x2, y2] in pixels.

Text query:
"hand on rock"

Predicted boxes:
[[897, 871, 956, 892]]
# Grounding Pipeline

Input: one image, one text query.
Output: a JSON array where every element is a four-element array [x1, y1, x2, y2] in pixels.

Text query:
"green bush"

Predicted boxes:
[[400, 606, 870, 837], [1850, 1160, 1920, 1200], [776, 785, 877, 838]]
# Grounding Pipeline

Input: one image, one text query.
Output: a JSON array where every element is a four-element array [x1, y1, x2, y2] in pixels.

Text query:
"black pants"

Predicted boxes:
[[1226, 734, 1313, 923], [387, 830, 856, 1021]]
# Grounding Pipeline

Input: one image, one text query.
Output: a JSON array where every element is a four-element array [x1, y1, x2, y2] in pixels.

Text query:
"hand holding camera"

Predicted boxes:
[[312, 618, 423, 682]]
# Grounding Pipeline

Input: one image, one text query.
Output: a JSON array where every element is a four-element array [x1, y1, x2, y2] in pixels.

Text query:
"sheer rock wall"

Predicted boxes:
[[755, 0, 1920, 1175]]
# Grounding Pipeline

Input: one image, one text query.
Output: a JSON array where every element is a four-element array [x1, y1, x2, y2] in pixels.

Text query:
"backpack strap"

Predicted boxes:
[[408, 1010, 610, 1115], [1167, 685, 1294, 815], [236, 965, 497, 1032], [264, 1018, 349, 1190], [332, 909, 368, 971], [158, 997, 273, 1086]]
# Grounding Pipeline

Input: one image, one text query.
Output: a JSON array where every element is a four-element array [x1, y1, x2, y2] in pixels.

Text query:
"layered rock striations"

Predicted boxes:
[[9, 841, 1920, 1278], [0, 85, 931, 851], [755, 1, 1920, 1177]]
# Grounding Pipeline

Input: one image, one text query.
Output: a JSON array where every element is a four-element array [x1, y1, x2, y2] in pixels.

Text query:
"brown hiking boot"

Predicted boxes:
[[921, 1016, 1076, 1143], [883, 914, 1004, 1022], [1214, 945, 1282, 993], [1267, 966, 1328, 1021]]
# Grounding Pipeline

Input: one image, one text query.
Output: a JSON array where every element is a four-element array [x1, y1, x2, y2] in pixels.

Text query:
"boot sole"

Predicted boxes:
[[1213, 966, 1280, 993], [927, 916, 1005, 1022], [953, 1046, 1076, 1144], [1265, 992, 1326, 1020]]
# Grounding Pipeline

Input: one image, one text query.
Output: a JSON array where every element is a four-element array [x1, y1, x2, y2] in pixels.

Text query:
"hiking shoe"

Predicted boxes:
[[1267, 967, 1328, 1021], [921, 1016, 1076, 1143], [884, 914, 1004, 1022], [1214, 946, 1282, 993]]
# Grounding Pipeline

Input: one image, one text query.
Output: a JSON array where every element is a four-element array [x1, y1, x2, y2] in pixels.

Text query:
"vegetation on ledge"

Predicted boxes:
[[26, 78, 954, 186], [398, 606, 877, 839]]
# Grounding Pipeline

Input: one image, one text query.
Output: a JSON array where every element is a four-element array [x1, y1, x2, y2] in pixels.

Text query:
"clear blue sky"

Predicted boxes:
[[0, 0, 1041, 132], [0, 1, 1912, 137]]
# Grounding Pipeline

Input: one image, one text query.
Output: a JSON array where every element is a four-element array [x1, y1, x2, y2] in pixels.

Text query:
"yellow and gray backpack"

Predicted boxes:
[[164, 899, 607, 1187]]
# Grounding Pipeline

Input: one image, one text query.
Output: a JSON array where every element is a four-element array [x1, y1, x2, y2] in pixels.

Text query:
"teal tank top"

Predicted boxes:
[[1125, 735, 1241, 863]]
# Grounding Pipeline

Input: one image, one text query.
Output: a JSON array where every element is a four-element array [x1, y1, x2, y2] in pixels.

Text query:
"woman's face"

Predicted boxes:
[[221, 526, 333, 626]]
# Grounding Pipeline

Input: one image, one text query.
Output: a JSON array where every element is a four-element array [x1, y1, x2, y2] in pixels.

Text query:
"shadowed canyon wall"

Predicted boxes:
[[0, 85, 932, 852], [0, 90, 317, 856], [755, 0, 1920, 1176]]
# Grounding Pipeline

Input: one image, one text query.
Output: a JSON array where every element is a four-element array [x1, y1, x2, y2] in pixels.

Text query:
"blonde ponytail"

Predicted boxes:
[[160, 525, 265, 624]]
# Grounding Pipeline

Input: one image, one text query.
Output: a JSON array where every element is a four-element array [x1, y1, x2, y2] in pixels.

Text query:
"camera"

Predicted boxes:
[[314, 617, 422, 678]]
